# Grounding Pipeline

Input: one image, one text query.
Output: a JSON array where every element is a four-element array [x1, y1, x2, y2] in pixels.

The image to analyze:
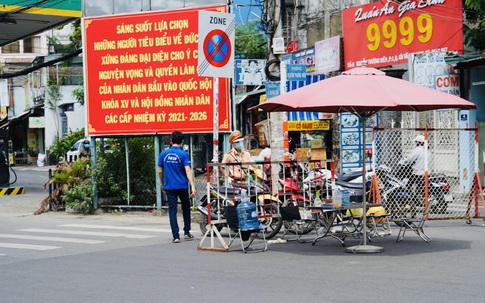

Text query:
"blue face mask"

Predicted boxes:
[[83, 144, 90, 149], [234, 142, 243, 150]]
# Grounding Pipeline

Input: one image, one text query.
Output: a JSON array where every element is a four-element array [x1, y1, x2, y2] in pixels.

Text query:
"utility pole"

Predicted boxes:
[[267, 0, 286, 194], [324, 1, 330, 39]]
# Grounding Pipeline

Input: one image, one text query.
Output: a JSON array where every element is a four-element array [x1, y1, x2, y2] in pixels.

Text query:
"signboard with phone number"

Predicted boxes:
[[342, 0, 462, 70]]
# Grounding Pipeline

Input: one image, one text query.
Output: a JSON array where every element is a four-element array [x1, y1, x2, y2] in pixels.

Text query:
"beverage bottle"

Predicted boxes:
[[332, 188, 342, 208], [314, 189, 322, 207], [341, 188, 351, 205]]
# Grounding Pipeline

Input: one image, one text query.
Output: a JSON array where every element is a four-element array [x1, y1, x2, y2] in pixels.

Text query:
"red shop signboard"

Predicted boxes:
[[342, 0, 463, 70], [83, 4, 230, 136]]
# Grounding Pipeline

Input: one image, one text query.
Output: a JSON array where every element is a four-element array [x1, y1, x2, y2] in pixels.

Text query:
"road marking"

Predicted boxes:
[[60, 224, 171, 233], [0, 234, 105, 244], [18, 229, 157, 239], [0, 242, 59, 250]]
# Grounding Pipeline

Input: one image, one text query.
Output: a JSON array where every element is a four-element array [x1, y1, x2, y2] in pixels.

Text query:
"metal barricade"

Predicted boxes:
[[371, 128, 485, 223], [197, 159, 334, 252]]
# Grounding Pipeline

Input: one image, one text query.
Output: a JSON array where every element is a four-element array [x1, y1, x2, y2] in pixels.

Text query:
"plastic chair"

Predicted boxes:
[[280, 205, 316, 242], [344, 205, 391, 238], [366, 206, 392, 237], [395, 201, 433, 243], [225, 206, 267, 253]]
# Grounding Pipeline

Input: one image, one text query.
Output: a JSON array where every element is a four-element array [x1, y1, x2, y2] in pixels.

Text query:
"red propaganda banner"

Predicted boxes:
[[83, 5, 230, 136], [342, 0, 463, 70]]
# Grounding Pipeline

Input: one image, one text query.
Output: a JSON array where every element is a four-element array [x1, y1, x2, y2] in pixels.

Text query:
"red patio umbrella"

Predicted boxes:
[[250, 67, 477, 253], [253, 67, 476, 115]]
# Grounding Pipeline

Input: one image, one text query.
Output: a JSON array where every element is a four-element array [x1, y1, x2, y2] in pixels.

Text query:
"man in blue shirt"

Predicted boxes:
[[158, 131, 196, 243]]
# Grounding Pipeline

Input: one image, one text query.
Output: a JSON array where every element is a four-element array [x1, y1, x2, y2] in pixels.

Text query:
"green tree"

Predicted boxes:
[[47, 20, 84, 104], [72, 77, 84, 105], [49, 128, 85, 161], [464, 0, 485, 51], [69, 19, 84, 105], [46, 78, 63, 135], [235, 20, 267, 59], [92, 137, 155, 206], [47, 19, 81, 54]]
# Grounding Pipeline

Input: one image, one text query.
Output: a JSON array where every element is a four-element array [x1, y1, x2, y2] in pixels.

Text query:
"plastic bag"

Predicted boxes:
[[37, 153, 45, 167]]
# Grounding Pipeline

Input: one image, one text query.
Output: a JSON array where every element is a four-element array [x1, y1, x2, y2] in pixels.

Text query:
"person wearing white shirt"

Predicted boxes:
[[398, 134, 431, 204]]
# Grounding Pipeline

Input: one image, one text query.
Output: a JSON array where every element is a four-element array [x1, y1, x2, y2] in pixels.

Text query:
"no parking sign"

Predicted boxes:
[[198, 11, 235, 78]]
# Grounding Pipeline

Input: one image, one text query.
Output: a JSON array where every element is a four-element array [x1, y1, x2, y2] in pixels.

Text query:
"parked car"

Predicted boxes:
[[66, 139, 111, 162], [66, 139, 88, 162]]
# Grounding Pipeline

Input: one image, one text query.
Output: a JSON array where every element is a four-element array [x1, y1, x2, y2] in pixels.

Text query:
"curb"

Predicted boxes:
[[0, 186, 25, 196]]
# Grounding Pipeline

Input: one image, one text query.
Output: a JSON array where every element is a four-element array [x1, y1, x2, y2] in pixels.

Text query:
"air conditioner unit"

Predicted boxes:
[[272, 38, 285, 54]]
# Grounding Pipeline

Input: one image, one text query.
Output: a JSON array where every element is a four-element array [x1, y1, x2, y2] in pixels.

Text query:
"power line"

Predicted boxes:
[[0, 48, 82, 79]]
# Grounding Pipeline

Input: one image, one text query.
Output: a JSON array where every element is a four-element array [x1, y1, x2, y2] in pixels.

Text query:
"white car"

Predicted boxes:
[[65, 139, 89, 162], [65, 139, 111, 162]]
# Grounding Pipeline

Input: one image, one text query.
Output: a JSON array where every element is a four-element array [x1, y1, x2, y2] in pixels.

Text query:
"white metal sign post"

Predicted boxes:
[[198, 10, 235, 166], [198, 10, 235, 251]]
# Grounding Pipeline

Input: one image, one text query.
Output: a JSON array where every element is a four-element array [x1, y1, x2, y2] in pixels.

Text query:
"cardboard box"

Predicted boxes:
[[310, 148, 326, 160], [311, 138, 323, 149], [295, 148, 310, 161]]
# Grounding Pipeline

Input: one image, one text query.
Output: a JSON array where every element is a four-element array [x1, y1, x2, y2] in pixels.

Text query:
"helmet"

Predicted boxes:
[[229, 130, 243, 144], [83, 139, 90, 144], [414, 135, 425, 143]]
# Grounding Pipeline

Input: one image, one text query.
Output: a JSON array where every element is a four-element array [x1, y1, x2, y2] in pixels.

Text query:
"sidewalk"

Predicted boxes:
[[1, 164, 175, 224], [2, 164, 205, 227], [0, 191, 170, 222]]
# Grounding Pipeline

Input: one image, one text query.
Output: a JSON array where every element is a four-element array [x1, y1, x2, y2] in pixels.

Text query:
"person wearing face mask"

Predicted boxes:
[[221, 130, 253, 182], [79, 139, 91, 158], [398, 134, 431, 205]]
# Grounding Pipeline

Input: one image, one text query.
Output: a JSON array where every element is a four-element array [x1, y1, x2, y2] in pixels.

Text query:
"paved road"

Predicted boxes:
[[8, 165, 51, 193], [1, 165, 485, 302], [1, 216, 485, 302]]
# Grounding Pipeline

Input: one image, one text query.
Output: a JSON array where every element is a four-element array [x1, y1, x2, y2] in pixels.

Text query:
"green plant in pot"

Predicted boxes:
[[28, 148, 39, 162]]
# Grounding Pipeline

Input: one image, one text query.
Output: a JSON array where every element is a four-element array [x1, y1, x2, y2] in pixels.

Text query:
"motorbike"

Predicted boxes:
[[393, 164, 453, 215], [250, 164, 323, 235], [197, 179, 283, 239], [249, 164, 314, 206], [334, 165, 453, 225], [277, 176, 312, 205], [275, 164, 334, 235]]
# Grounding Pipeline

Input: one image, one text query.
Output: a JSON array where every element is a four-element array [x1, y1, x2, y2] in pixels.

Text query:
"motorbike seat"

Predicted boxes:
[[335, 180, 369, 190], [211, 184, 242, 196], [335, 171, 361, 182]]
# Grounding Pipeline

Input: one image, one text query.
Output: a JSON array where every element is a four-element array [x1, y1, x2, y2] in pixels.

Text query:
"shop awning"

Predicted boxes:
[[0, 1, 81, 48], [445, 53, 485, 67], [235, 88, 266, 105], [455, 55, 485, 69], [0, 105, 41, 129], [249, 75, 333, 121], [0, 116, 8, 128], [287, 74, 332, 121]]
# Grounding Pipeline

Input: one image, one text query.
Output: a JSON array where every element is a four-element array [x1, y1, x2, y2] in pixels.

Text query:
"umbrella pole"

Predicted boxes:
[[346, 116, 384, 254]]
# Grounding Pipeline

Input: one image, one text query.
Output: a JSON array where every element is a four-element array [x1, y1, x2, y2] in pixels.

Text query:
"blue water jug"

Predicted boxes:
[[236, 189, 261, 230]]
